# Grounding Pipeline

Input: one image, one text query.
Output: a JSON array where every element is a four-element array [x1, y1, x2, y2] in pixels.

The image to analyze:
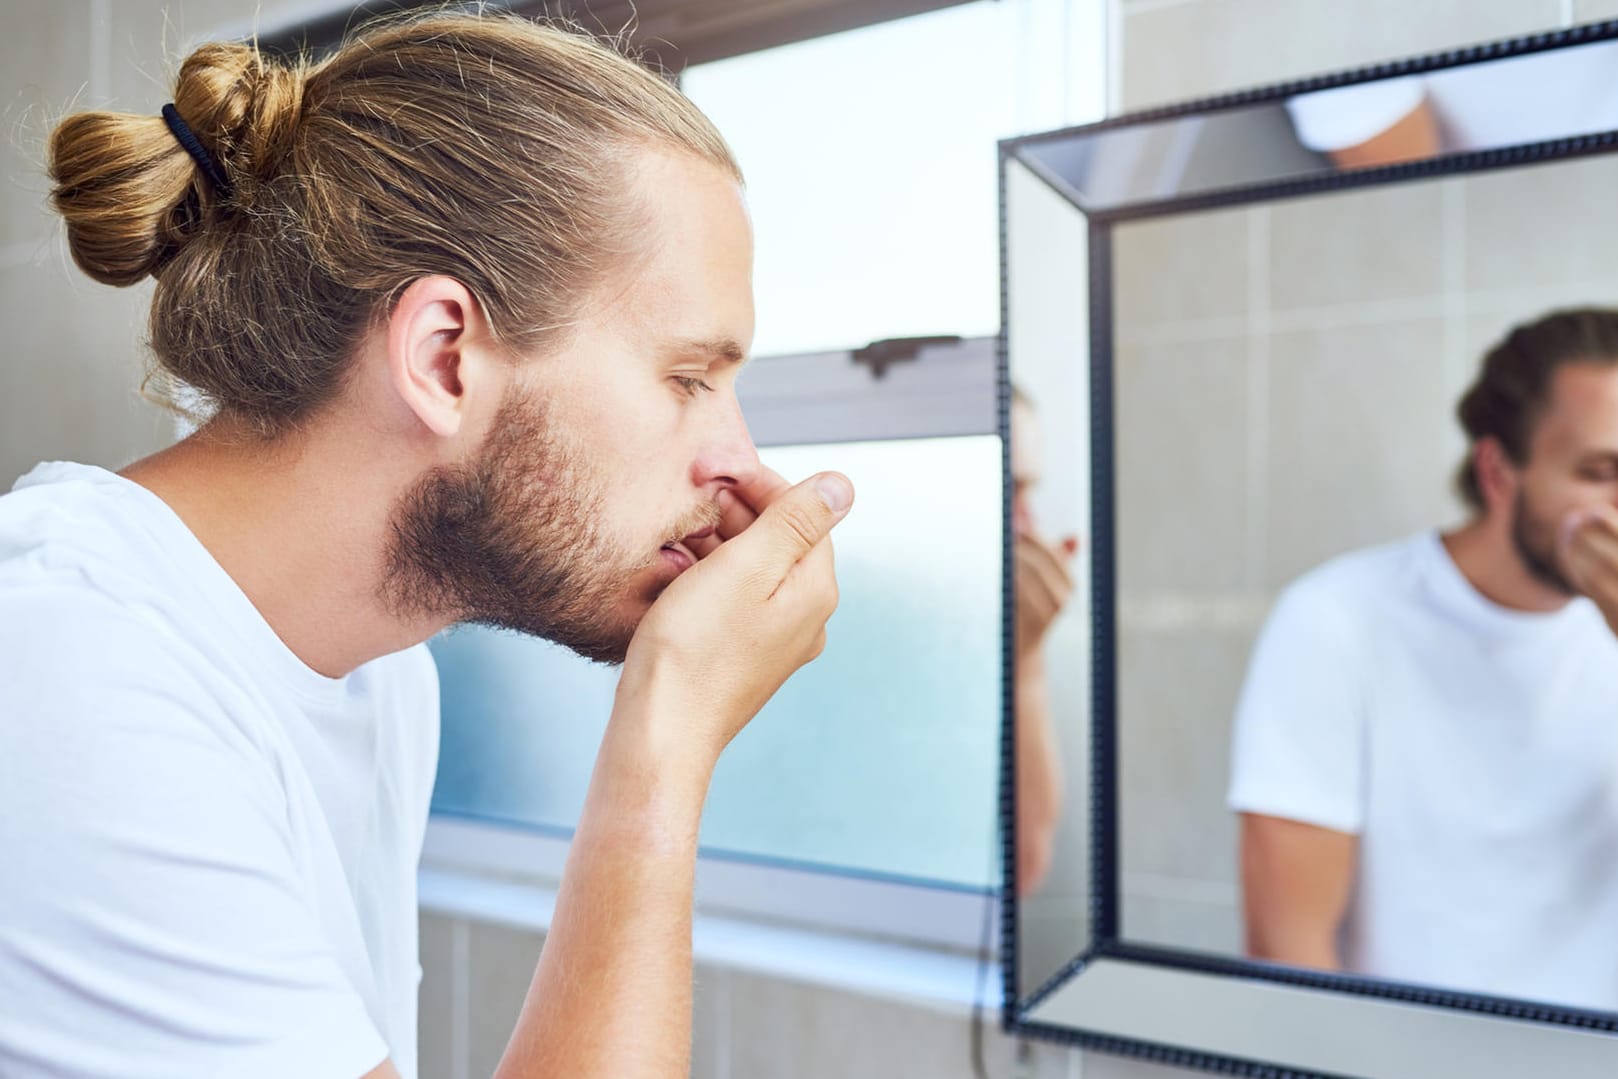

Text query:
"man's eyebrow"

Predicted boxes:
[[669, 337, 749, 367]]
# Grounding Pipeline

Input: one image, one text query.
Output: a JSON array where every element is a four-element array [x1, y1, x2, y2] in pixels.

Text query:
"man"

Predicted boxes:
[[0, 14, 850, 1079], [1230, 307, 1618, 1007]]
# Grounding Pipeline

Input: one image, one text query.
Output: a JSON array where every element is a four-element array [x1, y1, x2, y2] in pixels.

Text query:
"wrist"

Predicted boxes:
[[609, 665, 721, 793], [1015, 647, 1048, 679]]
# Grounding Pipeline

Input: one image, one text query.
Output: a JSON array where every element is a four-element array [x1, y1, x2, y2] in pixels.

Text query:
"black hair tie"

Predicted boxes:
[[161, 103, 232, 199]]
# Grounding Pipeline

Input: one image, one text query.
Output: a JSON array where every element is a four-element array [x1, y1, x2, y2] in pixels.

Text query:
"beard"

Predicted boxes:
[[381, 389, 707, 665], [1511, 488, 1576, 596]]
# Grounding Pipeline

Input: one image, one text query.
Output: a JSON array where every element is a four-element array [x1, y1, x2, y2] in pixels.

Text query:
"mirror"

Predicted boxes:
[[1006, 158, 1094, 1000], [1005, 20, 1618, 1078], [1111, 159, 1618, 1010]]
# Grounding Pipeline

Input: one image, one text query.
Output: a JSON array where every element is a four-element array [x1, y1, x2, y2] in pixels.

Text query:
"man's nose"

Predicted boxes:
[[692, 399, 762, 492]]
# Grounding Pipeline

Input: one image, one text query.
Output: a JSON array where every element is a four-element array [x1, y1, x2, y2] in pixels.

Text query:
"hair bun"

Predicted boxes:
[[171, 41, 308, 193], [46, 41, 306, 286]]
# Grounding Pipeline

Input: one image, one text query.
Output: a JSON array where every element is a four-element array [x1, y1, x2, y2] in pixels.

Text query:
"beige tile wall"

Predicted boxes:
[[419, 912, 1082, 1079], [0, 0, 308, 490], [1119, 0, 1567, 113], [1577, 0, 1618, 22]]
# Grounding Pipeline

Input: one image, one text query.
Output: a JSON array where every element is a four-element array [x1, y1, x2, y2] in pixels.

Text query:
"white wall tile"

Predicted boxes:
[[1575, 0, 1618, 22], [1462, 154, 1618, 298], [1, 0, 93, 251], [1121, 0, 1565, 111], [728, 972, 1072, 1079], [1115, 335, 1251, 596], [1117, 623, 1255, 888], [0, 247, 169, 487], [466, 922, 544, 1079], [692, 964, 730, 1079], [1121, 891, 1242, 956], [1268, 182, 1445, 315], [1264, 317, 1456, 588], [1114, 207, 1251, 337], [418, 913, 458, 1079]]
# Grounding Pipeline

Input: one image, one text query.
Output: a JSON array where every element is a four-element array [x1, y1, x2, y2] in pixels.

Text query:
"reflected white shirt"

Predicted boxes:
[[1285, 40, 1618, 156], [1229, 531, 1618, 1008]]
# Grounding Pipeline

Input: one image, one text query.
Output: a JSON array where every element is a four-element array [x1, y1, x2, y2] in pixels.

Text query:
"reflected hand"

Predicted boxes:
[[1014, 532, 1079, 659], [1561, 505, 1618, 636]]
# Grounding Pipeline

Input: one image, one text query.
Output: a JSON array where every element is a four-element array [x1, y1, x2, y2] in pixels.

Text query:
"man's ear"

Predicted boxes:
[[1474, 436, 1519, 514], [385, 275, 496, 438]]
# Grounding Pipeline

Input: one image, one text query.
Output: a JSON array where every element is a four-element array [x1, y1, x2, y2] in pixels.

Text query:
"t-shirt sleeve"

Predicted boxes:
[[1227, 578, 1367, 834], [0, 590, 392, 1079], [1284, 76, 1428, 153]]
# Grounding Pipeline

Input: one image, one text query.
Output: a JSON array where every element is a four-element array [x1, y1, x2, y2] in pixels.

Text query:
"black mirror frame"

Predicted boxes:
[[998, 17, 1618, 1077]]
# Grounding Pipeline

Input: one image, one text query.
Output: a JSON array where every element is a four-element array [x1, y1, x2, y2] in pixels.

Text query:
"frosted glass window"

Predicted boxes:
[[430, 434, 1003, 888], [680, 0, 1105, 358]]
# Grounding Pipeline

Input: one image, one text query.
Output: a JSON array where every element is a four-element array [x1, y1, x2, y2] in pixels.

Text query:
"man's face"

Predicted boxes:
[[1506, 362, 1618, 594], [386, 148, 759, 664], [1011, 397, 1042, 539]]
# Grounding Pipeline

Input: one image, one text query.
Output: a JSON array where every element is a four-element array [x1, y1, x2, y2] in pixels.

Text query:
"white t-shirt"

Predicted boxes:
[[1229, 531, 1618, 1008], [0, 462, 440, 1079], [1285, 39, 1618, 155]]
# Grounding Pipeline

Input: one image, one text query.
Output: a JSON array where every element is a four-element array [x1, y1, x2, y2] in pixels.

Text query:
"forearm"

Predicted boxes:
[[1239, 815, 1354, 974], [1014, 654, 1065, 896], [1245, 919, 1342, 971], [493, 694, 713, 1079]]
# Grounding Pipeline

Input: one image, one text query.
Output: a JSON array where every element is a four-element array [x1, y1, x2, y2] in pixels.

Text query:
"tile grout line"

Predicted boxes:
[[451, 918, 470, 1079]]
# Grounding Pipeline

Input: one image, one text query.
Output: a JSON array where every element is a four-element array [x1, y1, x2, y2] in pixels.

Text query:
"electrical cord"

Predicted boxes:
[[970, 809, 1002, 1079]]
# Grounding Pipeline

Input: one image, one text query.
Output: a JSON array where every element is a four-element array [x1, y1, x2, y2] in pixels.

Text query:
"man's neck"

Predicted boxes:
[[1440, 517, 1572, 615], [120, 417, 448, 679]]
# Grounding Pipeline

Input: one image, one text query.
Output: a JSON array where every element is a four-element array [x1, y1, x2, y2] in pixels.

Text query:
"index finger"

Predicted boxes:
[[732, 463, 793, 515]]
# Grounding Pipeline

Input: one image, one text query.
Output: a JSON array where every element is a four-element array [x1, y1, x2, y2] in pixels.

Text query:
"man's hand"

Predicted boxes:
[[618, 465, 854, 765], [1561, 504, 1618, 635], [1014, 532, 1078, 659]]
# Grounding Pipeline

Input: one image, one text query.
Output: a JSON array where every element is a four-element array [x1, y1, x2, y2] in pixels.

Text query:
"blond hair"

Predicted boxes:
[[47, 11, 740, 435]]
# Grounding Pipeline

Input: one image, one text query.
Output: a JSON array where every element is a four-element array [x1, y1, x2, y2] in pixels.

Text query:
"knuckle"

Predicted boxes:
[[772, 499, 822, 549]]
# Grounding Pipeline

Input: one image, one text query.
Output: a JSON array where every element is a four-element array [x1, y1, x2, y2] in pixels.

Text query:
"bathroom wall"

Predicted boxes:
[[0, 0, 321, 488], [5, 1, 1611, 1077]]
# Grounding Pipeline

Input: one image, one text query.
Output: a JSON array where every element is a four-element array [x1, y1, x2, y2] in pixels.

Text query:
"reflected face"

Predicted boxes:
[[1508, 362, 1618, 594], [387, 149, 759, 663], [1011, 397, 1042, 538]]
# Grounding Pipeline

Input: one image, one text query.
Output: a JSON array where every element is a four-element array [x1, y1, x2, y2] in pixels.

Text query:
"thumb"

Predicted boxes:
[[744, 472, 854, 581]]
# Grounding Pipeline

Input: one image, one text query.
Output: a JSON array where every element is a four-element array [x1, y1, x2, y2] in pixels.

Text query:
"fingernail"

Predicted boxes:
[[815, 473, 852, 514]]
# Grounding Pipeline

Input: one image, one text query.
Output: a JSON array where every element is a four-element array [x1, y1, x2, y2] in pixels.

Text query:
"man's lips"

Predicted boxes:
[[658, 523, 718, 572], [660, 541, 696, 571]]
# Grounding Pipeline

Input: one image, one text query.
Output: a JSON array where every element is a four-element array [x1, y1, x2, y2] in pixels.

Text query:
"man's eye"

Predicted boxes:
[[673, 376, 715, 395]]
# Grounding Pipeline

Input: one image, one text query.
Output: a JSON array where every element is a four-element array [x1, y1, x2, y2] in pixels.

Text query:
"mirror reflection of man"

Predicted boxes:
[[1011, 386, 1078, 897], [1229, 308, 1618, 1007]]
